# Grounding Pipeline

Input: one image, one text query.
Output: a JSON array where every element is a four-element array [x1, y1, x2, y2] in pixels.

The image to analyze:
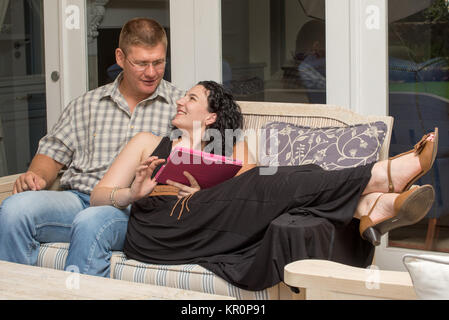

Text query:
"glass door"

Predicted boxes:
[[387, 0, 449, 253], [221, 0, 326, 103], [0, 0, 46, 176]]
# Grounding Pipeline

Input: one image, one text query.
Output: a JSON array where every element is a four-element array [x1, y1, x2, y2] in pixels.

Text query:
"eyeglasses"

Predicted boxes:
[[125, 56, 166, 72]]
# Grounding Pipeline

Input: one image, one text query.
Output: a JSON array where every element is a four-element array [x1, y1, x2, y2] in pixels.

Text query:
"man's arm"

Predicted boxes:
[[13, 154, 64, 194]]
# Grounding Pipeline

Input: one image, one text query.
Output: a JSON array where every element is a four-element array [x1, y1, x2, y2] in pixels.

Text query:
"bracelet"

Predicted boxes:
[[110, 187, 129, 210]]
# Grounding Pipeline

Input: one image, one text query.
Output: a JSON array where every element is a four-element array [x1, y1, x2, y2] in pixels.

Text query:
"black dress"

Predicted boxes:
[[124, 136, 375, 291]]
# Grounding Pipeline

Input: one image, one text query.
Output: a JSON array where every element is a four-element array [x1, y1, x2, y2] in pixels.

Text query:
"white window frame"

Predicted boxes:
[[170, 0, 222, 91], [43, 0, 88, 131]]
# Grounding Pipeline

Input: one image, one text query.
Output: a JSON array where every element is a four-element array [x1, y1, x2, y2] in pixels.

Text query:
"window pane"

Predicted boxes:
[[0, 0, 46, 176], [86, 0, 170, 90], [388, 0, 449, 252], [221, 0, 326, 103]]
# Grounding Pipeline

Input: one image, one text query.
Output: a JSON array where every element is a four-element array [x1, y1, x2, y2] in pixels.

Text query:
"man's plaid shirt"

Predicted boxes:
[[37, 73, 184, 194]]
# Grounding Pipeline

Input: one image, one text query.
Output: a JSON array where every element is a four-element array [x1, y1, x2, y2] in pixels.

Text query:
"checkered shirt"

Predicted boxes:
[[37, 73, 184, 194]]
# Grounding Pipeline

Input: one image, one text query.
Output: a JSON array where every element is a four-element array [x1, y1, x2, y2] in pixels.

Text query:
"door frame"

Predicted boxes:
[[170, 0, 222, 91], [43, 0, 88, 130]]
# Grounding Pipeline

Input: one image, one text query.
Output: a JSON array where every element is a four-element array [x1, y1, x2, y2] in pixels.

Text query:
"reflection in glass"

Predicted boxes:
[[221, 0, 326, 103], [387, 0, 449, 252], [0, 0, 46, 176]]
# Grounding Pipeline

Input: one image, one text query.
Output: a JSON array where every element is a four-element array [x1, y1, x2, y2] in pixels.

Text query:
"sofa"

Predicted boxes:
[[0, 101, 394, 300]]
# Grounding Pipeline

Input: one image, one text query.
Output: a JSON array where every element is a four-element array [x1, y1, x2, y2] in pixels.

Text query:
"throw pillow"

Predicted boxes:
[[403, 254, 449, 300], [260, 121, 387, 170]]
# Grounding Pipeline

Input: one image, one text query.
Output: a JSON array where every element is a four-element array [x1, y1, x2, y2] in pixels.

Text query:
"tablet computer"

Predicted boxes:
[[154, 146, 243, 189]]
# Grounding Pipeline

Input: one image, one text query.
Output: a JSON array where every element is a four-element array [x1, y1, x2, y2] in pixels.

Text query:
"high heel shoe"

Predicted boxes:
[[359, 185, 435, 246], [387, 128, 438, 193]]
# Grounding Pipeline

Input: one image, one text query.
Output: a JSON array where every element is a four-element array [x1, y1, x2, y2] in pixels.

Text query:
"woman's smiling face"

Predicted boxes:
[[172, 85, 217, 131]]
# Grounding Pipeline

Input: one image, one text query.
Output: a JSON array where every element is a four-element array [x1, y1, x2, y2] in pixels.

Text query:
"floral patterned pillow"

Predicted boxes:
[[260, 121, 387, 170]]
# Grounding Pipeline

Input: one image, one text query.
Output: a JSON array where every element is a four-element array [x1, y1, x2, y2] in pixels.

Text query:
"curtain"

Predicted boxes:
[[0, 0, 10, 32]]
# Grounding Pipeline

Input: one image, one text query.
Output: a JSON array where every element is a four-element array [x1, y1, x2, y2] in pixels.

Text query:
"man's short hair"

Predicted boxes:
[[119, 18, 167, 54]]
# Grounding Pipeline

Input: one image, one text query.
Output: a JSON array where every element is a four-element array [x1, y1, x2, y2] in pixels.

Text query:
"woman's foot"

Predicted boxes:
[[365, 129, 438, 195], [358, 185, 435, 246], [355, 192, 396, 221]]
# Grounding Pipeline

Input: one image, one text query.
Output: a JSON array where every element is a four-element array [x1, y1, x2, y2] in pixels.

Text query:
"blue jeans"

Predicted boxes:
[[0, 190, 130, 277]]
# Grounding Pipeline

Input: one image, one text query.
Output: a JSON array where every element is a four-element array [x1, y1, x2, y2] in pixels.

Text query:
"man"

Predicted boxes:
[[0, 18, 184, 277]]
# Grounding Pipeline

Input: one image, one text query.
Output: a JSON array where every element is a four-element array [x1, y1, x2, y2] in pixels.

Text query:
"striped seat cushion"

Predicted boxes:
[[113, 257, 279, 299], [36, 243, 279, 300], [37, 242, 69, 270]]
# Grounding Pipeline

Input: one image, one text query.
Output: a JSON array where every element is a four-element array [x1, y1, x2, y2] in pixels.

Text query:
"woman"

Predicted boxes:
[[91, 81, 437, 289]]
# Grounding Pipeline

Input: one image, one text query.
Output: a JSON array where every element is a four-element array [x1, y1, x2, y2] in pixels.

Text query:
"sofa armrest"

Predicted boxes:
[[0, 174, 21, 204], [0, 173, 62, 204], [284, 259, 417, 300]]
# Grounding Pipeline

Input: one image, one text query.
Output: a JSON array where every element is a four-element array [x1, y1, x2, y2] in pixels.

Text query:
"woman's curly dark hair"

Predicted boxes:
[[198, 81, 243, 156]]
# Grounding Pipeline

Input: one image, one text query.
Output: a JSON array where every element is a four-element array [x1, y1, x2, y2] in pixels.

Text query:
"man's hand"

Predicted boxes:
[[12, 154, 64, 194], [13, 171, 47, 194]]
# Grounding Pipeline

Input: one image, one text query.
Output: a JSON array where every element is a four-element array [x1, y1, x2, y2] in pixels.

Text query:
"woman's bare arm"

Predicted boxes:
[[90, 132, 162, 207]]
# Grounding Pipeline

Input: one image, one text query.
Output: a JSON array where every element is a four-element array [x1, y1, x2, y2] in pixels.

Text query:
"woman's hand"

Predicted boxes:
[[129, 156, 166, 202], [166, 171, 201, 199]]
